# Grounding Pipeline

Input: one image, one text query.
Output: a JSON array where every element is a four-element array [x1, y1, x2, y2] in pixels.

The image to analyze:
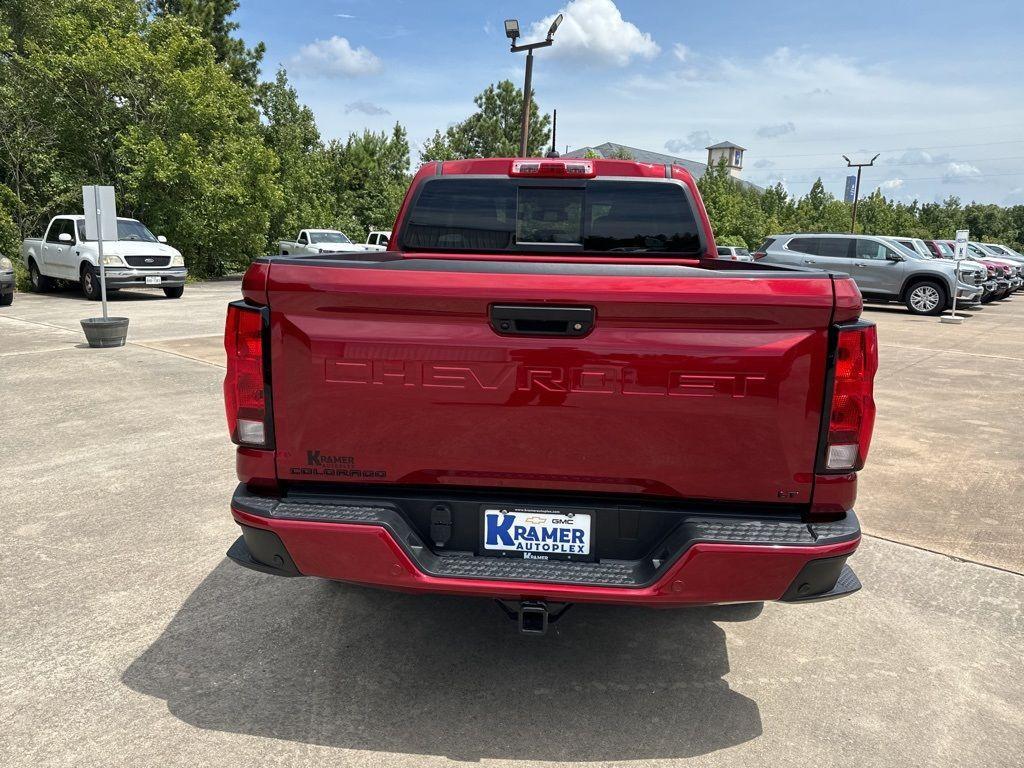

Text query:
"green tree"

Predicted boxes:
[[0, 1, 281, 277], [420, 80, 551, 160], [325, 123, 411, 237], [794, 178, 850, 233], [697, 160, 767, 248], [147, 0, 264, 88], [257, 68, 338, 247]]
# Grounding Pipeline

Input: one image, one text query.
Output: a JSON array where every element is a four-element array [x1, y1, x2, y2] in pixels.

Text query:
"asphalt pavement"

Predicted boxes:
[[2, 281, 1022, 767]]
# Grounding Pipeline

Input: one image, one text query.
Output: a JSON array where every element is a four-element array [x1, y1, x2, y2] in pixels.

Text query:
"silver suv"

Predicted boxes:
[[756, 233, 986, 315]]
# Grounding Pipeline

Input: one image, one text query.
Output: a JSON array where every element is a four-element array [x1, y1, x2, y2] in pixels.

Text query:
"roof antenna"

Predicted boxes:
[[546, 109, 560, 157]]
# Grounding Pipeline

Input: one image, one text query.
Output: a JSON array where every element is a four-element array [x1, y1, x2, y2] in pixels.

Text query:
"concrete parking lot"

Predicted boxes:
[[2, 283, 1022, 767]]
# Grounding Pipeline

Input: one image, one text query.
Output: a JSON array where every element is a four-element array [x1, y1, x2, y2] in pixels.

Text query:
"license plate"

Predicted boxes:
[[145, 276, 161, 285], [482, 506, 592, 559]]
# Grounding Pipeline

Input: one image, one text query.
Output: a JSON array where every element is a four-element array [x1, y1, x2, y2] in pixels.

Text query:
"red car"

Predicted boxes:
[[223, 158, 876, 633]]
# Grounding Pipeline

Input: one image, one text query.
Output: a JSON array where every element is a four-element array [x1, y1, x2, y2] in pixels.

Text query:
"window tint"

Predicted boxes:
[[716, 246, 731, 255], [817, 238, 852, 259], [856, 239, 891, 260], [518, 187, 583, 244], [787, 237, 818, 255], [583, 182, 700, 252], [402, 179, 703, 255], [46, 220, 68, 243], [310, 231, 351, 244], [755, 237, 776, 252], [298, 232, 308, 244], [76, 219, 158, 243]]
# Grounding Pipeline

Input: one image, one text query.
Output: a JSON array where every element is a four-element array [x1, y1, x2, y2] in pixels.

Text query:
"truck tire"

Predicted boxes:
[[163, 286, 184, 299], [0, 291, 12, 306], [81, 264, 102, 301], [29, 260, 54, 293], [904, 280, 947, 315]]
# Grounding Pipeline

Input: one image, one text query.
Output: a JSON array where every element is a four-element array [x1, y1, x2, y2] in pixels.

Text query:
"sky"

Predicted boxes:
[[234, 0, 1024, 205]]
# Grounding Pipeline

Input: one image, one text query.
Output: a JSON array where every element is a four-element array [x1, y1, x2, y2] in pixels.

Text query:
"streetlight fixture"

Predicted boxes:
[[843, 153, 880, 233], [506, 12, 563, 157]]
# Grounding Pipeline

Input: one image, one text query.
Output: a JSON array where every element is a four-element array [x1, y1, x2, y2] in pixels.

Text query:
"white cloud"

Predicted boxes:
[[664, 130, 711, 154], [754, 158, 776, 169], [880, 178, 904, 190], [756, 121, 796, 138], [529, 0, 659, 66], [943, 162, 982, 183], [291, 36, 381, 77], [335, 13, 355, 19], [672, 43, 690, 62], [885, 149, 952, 166]]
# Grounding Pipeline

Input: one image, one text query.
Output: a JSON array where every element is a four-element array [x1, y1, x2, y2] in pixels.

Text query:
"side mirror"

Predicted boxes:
[[58, 232, 73, 243], [886, 251, 904, 262], [380, 236, 389, 246], [157, 235, 167, 243]]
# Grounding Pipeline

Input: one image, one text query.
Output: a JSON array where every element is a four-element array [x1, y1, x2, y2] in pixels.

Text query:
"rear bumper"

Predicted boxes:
[[228, 485, 861, 606]]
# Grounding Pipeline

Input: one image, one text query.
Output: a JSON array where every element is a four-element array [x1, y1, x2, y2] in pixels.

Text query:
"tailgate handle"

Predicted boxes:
[[489, 304, 595, 337]]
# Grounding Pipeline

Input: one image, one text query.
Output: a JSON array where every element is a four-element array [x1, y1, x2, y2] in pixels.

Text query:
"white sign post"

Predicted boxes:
[[82, 185, 117, 320], [940, 229, 970, 325]]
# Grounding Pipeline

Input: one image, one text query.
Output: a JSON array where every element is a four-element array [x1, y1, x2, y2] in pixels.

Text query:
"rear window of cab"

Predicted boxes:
[[401, 178, 703, 256]]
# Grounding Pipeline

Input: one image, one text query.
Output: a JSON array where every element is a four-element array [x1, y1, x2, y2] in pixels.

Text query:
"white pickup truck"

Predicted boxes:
[[22, 215, 187, 299], [363, 230, 392, 251], [278, 229, 367, 256]]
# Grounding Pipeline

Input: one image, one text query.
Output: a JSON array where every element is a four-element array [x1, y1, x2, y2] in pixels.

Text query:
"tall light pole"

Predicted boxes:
[[505, 14, 562, 157], [843, 153, 880, 233]]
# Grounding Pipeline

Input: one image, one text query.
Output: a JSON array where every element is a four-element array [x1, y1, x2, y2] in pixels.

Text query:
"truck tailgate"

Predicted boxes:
[[266, 258, 835, 505]]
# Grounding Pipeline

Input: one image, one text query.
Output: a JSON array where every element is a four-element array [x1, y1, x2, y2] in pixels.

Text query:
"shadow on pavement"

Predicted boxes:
[[123, 560, 763, 761], [862, 304, 978, 318]]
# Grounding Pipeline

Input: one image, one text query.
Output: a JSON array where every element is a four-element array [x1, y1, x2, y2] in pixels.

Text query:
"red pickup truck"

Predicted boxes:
[[224, 157, 876, 633]]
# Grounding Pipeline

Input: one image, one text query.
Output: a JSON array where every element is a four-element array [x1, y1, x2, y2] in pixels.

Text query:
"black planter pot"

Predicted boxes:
[[81, 317, 129, 348]]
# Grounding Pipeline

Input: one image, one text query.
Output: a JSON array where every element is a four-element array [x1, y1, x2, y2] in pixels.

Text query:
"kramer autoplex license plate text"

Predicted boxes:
[[482, 507, 592, 559]]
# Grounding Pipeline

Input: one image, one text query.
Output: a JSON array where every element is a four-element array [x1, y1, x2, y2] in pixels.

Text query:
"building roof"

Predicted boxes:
[[706, 141, 745, 150], [564, 142, 761, 191]]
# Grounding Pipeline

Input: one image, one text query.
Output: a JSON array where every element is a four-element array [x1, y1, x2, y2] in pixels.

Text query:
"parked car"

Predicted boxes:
[[890, 237, 934, 260], [970, 243, 1024, 292], [223, 157, 876, 633], [923, 240, 1005, 302], [757, 233, 985, 315], [364, 230, 392, 251], [278, 229, 366, 256], [0, 253, 14, 306], [982, 243, 1024, 262], [887, 238, 994, 303], [715, 245, 754, 261], [21, 216, 187, 299], [947, 242, 1022, 298]]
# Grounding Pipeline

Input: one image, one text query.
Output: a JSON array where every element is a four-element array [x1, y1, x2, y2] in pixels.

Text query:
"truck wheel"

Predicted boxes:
[[81, 265, 102, 301], [0, 292, 12, 306], [29, 261, 54, 293], [163, 286, 184, 299], [904, 280, 947, 315]]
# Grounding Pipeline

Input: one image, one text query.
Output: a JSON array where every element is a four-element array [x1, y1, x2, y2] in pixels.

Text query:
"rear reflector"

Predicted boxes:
[[224, 302, 270, 447], [822, 323, 877, 472]]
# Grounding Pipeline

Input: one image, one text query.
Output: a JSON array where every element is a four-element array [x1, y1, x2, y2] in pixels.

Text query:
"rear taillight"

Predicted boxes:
[[224, 301, 271, 447], [821, 323, 877, 472]]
